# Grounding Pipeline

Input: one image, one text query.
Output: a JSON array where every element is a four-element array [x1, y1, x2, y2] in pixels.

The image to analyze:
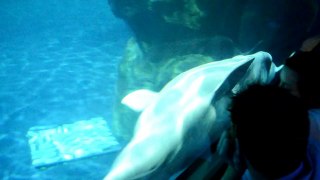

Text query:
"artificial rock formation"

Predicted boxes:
[[109, 0, 319, 140]]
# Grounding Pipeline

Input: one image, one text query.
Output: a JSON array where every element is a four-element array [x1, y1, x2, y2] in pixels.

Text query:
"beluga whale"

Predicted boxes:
[[104, 51, 279, 179]]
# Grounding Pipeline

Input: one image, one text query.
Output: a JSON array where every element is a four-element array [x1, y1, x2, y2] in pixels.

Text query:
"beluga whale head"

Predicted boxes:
[[104, 51, 278, 179]]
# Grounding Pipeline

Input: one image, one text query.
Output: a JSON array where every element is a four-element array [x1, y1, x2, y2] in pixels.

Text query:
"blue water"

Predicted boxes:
[[0, 0, 130, 179]]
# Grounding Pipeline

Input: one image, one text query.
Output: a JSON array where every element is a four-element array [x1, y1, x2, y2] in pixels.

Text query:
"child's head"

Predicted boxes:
[[230, 84, 309, 178]]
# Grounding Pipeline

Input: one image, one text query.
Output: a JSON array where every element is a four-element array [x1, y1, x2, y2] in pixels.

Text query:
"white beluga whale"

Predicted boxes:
[[104, 51, 278, 179]]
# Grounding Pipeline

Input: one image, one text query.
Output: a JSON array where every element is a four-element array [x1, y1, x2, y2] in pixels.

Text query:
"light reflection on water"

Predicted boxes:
[[0, 0, 130, 179]]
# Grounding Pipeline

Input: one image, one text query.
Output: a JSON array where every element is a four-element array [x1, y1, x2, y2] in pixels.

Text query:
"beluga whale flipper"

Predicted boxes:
[[104, 51, 278, 179]]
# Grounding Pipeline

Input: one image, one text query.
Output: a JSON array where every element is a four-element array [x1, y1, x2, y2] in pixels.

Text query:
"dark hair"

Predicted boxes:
[[230, 84, 310, 178], [285, 44, 320, 108]]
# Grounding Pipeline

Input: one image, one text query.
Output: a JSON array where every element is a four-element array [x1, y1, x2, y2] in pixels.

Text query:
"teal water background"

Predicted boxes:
[[0, 0, 130, 179]]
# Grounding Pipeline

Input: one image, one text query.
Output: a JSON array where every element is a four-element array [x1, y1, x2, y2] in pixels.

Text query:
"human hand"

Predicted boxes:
[[217, 129, 246, 173]]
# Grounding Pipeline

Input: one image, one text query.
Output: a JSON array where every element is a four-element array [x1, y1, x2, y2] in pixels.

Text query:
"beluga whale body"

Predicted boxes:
[[104, 51, 278, 179]]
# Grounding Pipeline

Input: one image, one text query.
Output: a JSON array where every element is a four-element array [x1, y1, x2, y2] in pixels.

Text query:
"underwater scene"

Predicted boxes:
[[1, 0, 320, 179]]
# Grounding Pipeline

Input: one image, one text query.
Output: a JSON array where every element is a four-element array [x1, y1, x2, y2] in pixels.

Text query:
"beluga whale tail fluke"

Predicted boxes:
[[104, 51, 279, 180]]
